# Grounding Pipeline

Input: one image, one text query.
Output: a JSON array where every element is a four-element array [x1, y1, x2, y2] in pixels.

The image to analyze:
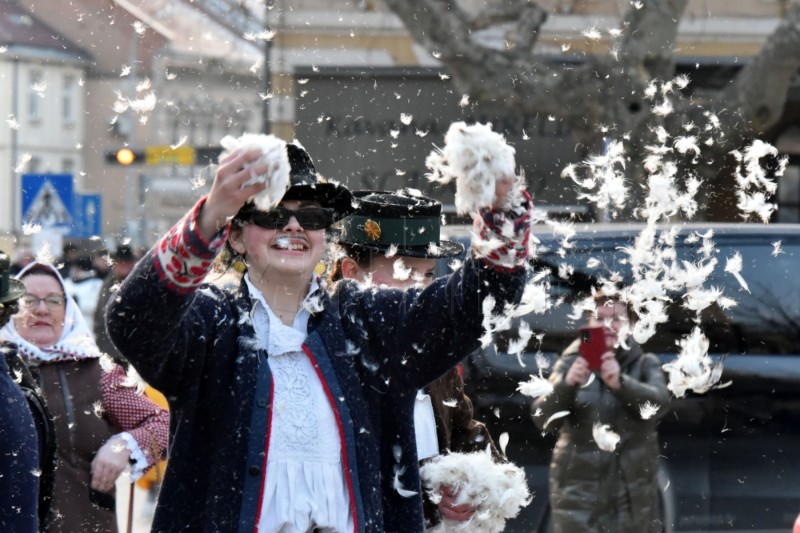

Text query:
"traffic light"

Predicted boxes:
[[105, 148, 144, 165], [104, 146, 222, 166], [116, 148, 136, 165]]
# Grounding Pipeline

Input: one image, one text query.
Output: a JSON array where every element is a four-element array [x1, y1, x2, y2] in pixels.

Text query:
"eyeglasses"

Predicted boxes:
[[22, 294, 66, 310], [246, 207, 334, 230]]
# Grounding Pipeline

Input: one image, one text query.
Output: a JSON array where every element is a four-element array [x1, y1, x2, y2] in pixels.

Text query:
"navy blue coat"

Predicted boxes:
[[0, 344, 40, 533], [106, 204, 527, 533]]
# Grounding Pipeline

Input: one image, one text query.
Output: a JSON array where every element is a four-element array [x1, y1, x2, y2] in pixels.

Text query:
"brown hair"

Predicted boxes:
[[592, 290, 637, 322], [329, 243, 375, 283]]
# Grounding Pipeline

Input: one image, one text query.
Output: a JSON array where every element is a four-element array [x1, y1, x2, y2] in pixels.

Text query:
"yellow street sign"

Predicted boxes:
[[145, 145, 196, 166]]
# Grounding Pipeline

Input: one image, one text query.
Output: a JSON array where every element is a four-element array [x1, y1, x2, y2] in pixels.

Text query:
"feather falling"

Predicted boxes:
[[661, 327, 725, 397], [592, 422, 621, 452]]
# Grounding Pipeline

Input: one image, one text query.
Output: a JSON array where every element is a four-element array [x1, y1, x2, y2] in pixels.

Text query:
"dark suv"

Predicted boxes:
[[443, 223, 800, 532]]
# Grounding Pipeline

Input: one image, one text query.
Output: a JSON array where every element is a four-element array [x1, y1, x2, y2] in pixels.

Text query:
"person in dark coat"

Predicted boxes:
[[0, 251, 50, 532], [334, 189, 502, 528], [105, 140, 531, 533], [93, 244, 137, 364], [532, 292, 671, 533]]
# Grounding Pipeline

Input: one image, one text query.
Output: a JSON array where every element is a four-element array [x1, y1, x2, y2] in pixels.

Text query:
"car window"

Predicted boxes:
[[492, 234, 800, 356]]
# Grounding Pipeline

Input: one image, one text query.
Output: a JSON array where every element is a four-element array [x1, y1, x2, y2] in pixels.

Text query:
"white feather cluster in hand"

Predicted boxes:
[[421, 448, 531, 533], [425, 122, 517, 214], [219, 133, 290, 211]]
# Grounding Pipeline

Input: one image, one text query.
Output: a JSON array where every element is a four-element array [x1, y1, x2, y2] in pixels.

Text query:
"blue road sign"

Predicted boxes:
[[71, 194, 102, 238], [21, 174, 74, 228]]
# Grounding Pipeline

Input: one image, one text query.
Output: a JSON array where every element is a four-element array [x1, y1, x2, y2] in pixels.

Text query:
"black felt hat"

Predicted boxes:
[[337, 190, 464, 258], [0, 251, 25, 304], [235, 143, 352, 223], [111, 244, 136, 262]]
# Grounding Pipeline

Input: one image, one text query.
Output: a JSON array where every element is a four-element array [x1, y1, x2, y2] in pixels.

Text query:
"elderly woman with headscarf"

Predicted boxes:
[[0, 261, 170, 533]]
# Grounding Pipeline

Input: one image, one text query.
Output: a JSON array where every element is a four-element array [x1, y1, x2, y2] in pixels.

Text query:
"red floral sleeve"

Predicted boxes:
[[101, 364, 169, 477], [473, 189, 532, 271], [154, 195, 230, 293]]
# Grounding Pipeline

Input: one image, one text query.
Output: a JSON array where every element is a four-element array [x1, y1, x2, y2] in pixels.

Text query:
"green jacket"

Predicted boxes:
[[533, 340, 671, 533]]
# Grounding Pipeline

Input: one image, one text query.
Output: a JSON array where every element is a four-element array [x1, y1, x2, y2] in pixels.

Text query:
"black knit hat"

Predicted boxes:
[[0, 251, 25, 304], [337, 190, 464, 258], [235, 143, 352, 223]]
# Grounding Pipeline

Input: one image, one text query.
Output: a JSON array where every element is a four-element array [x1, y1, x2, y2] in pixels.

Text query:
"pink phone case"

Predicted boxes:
[[579, 326, 606, 370]]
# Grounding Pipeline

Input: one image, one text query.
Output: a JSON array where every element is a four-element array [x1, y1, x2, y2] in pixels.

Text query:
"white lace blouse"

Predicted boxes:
[[246, 275, 354, 533]]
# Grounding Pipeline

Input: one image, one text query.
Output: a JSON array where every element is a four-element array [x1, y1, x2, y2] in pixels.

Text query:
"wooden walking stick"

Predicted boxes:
[[126, 480, 135, 533]]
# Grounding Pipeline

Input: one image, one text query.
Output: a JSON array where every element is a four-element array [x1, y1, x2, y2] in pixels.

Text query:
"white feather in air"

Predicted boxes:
[[498, 432, 510, 456], [639, 401, 660, 420], [392, 258, 411, 281], [662, 327, 725, 398], [507, 321, 533, 361], [592, 422, 621, 452], [120, 364, 148, 395], [724, 252, 750, 293], [517, 372, 553, 399], [392, 444, 418, 498], [542, 410, 570, 430]]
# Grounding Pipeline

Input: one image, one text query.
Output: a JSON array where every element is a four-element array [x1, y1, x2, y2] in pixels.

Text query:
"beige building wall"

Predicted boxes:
[[0, 55, 85, 233]]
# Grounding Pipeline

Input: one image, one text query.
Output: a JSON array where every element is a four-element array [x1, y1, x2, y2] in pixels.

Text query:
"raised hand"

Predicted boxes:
[[600, 351, 621, 390], [198, 149, 270, 240]]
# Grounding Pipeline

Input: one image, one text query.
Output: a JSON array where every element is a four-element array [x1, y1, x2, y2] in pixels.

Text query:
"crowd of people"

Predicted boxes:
[[0, 136, 672, 533]]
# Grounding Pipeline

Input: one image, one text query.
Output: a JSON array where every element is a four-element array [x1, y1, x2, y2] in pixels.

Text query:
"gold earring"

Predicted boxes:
[[232, 257, 247, 273], [313, 260, 326, 276]]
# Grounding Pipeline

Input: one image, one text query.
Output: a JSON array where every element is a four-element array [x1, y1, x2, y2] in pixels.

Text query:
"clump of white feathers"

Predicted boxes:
[[219, 133, 291, 211], [426, 122, 518, 214], [420, 448, 531, 533]]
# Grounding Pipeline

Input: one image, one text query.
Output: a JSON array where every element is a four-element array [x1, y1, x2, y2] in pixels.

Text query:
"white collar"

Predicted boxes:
[[244, 274, 323, 356]]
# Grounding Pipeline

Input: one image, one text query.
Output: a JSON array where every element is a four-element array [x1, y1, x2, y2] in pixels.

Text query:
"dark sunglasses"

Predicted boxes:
[[246, 207, 334, 230]]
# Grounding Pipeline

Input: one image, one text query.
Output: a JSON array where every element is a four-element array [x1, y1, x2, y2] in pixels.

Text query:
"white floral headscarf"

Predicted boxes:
[[0, 261, 102, 365]]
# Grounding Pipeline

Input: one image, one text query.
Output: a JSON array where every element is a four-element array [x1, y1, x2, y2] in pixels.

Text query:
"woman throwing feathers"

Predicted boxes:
[[106, 128, 531, 533]]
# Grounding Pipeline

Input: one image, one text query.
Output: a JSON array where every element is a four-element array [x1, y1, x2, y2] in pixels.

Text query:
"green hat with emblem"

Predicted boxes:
[[337, 190, 464, 258]]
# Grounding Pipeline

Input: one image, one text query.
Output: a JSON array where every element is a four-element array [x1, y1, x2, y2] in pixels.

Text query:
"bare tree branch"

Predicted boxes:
[[505, 3, 549, 54], [720, 4, 800, 133], [381, 0, 799, 218], [470, 0, 544, 30], [380, 0, 481, 59], [618, 0, 689, 79]]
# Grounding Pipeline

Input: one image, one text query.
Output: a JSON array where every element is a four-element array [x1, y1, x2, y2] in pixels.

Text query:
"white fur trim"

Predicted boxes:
[[118, 432, 148, 481]]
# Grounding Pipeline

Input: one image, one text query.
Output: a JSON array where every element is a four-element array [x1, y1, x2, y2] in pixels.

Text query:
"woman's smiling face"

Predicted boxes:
[[14, 273, 66, 347], [231, 200, 328, 281]]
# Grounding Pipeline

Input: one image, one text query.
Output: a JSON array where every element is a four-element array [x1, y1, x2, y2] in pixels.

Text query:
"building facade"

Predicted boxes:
[[1, 0, 797, 249]]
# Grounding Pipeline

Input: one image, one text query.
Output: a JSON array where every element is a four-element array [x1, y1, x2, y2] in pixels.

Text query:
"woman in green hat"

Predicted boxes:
[[333, 189, 504, 529]]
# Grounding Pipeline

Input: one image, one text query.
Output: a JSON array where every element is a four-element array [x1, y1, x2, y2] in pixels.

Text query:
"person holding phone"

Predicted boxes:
[[532, 292, 671, 533]]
